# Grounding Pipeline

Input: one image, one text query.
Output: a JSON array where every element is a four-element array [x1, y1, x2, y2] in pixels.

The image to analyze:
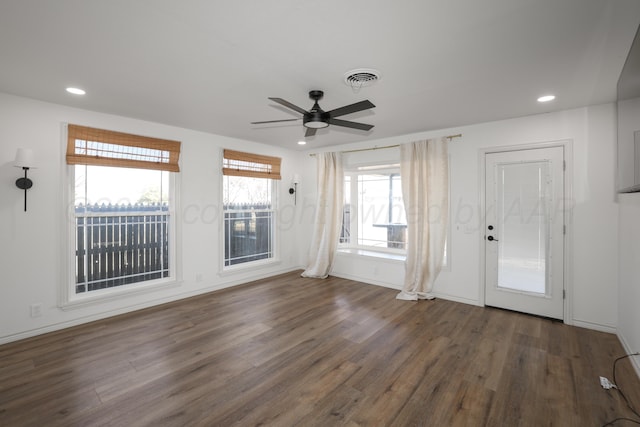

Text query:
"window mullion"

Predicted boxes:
[[351, 174, 359, 247]]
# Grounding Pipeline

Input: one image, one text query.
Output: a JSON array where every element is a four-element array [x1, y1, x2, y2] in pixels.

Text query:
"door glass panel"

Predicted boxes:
[[496, 161, 549, 295]]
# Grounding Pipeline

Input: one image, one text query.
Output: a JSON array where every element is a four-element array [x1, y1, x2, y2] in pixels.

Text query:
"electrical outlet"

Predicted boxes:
[[30, 303, 42, 318], [196, 273, 203, 282]]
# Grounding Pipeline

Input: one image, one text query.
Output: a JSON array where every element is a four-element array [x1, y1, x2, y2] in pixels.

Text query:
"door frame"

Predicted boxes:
[[478, 139, 574, 324]]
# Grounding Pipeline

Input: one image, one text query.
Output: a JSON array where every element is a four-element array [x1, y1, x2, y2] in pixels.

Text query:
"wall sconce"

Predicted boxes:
[[14, 148, 36, 212], [289, 173, 301, 205]]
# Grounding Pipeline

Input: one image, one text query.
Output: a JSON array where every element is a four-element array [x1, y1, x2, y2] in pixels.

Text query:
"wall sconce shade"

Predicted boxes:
[[14, 148, 36, 212], [14, 148, 36, 168]]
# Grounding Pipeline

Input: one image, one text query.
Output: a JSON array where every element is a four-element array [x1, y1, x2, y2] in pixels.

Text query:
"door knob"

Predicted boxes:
[[487, 235, 498, 241]]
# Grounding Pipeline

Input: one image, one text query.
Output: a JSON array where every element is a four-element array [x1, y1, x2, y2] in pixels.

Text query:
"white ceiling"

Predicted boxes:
[[1, 1, 640, 150]]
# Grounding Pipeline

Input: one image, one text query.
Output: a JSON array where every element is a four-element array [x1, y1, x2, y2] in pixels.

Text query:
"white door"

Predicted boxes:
[[484, 146, 564, 319]]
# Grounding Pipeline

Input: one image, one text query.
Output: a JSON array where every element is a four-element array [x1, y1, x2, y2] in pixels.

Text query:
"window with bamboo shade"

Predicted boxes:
[[222, 149, 281, 180], [222, 149, 279, 268], [66, 124, 181, 172], [64, 124, 179, 304]]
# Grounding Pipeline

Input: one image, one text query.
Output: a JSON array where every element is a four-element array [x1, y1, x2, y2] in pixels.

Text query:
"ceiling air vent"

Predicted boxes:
[[343, 68, 381, 91]]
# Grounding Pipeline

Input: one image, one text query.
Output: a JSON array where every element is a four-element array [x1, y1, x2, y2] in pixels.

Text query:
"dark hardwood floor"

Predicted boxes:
[[1, 272, 639, 426]]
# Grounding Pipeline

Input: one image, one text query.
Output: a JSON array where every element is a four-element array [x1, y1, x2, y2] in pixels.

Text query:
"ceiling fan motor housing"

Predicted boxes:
[[304, 109, 330, 128], [303, 90, 330, 128]]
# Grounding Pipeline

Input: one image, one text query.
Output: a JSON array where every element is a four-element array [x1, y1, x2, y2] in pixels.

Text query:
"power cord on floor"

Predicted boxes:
[[601, 352, 640, 426]]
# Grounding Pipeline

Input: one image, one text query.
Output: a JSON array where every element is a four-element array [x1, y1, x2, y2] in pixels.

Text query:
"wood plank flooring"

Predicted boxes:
[[1, 272, 639, 426]]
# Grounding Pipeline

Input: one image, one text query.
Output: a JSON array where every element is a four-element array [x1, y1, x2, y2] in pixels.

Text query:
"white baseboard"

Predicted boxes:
[[571, 319, 617, 334], [329, 272, 482, 307], [330, 271, 402, 291], [430, 291, 483, 307], [617, 332, 640, 380]]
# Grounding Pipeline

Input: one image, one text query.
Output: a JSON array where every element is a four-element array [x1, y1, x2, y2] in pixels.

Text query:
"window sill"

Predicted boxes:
[[337, 248, 406, 262], [60, 278, 180, 310], [337, 248, 450, 271], [219, 258, 282, 277]]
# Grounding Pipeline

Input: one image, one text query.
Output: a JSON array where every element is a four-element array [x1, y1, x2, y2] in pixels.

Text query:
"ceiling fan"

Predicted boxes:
[[251, 90, 375, 137]]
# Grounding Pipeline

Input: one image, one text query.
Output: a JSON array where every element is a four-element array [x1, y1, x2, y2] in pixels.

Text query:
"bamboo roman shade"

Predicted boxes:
[[222, 149, 282, 180], [66, 124, 181, 172]]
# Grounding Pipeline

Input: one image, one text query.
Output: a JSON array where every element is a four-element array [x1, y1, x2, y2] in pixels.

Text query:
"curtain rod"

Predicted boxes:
[[309, 133, 462, 156]]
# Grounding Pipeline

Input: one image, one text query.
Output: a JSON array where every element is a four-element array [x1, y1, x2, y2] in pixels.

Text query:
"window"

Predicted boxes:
[[340, 149, 449, 266], [66, 125, 180, 300], [222, 149, 280, 267], [342, 164, 407, 251]]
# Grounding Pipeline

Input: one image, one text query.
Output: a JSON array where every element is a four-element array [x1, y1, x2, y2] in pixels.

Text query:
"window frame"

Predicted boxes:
[[60, 125, 181, 309], [220, 149, 280, 272], [339, 151, 451, 269], [341, 164, 407, 255]]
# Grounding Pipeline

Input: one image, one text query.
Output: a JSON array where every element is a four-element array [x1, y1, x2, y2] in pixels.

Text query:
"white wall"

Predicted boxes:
[[617, 97, 640, 190], [615, 98, 640, 370], [0, 92, 314, 343], [617, 85, 640, 377], [328, 103, 620, 331], [618, 194, 640, 375], [0, 92, 623, 342]]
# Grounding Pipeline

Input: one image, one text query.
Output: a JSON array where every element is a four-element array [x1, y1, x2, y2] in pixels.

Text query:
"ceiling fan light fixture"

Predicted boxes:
[[303, 108, 330, 128], [303, 120, 329, 129]]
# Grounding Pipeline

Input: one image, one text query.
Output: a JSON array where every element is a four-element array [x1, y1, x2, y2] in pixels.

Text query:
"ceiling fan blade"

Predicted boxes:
[[268, 97, 308, 115], [251, 118, 300, 125], [327, 100, 375, 118], [328, 118, 374, 131], [305, 127, 317, 137]]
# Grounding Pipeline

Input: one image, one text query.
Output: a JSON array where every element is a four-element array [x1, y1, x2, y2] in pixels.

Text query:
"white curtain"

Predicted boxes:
[[396, 138, 449, 300], [302, 152, 344, 279]]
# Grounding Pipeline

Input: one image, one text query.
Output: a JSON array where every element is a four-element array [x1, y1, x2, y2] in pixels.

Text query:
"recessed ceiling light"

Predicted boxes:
[[297, 140, 306, 145], [66, 87, 86, 95], [537, 95, 555, 103]]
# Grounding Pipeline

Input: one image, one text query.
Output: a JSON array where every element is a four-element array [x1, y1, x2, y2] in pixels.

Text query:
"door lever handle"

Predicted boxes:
[[487, 235, 498, 241]]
